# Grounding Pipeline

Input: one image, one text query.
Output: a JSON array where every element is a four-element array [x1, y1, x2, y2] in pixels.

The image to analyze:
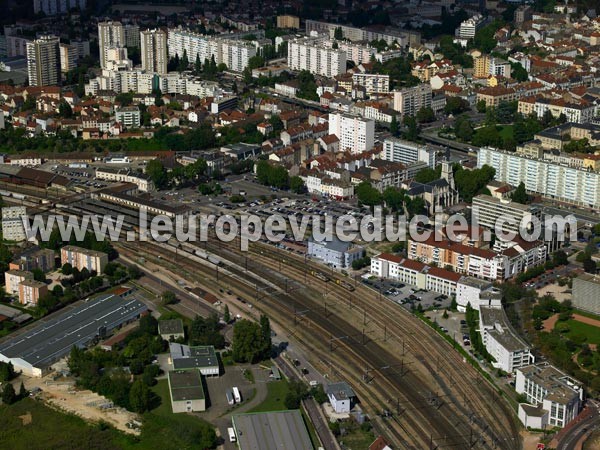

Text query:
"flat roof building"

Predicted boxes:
[[60, 245, 109, 275], [0, 292, 147, 377], [167, 370, 206, 413], [232, 410, 314, 450], [308, 238, 365, 269], [169, 342, 219, 376], [572, 274, 600, 316], [479, 307, 533, 373]]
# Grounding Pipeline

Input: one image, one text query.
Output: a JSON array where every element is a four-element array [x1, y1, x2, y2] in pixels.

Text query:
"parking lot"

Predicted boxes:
[[362, 276, 453, 311]]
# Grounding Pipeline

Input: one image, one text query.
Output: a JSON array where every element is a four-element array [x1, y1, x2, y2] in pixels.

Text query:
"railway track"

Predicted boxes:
[[117, 237, 521, 449]]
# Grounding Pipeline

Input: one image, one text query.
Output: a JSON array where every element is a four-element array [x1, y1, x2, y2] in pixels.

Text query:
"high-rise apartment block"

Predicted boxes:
[[98, 21, 125, 69], [328, 113, 375, 154], [26, 35, 60, 86], [140, 28, 167, 74], [287, 37, 346, 78]]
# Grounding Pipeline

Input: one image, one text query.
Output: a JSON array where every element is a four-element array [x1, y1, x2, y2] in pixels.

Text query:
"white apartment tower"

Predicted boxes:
[[329, 113, 375, 154], [141, 29, 168, 74], [26, 35, 61, 86], [98, 21, 125, 69], [393, 84, 432, 116], [287, 37, 346, 78]]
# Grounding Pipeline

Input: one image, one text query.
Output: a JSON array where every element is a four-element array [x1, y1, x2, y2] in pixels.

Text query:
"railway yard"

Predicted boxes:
[[3, 186, 523, 449]]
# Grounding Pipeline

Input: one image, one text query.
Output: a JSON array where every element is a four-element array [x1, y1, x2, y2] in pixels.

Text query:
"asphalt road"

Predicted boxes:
[[557, 402, 600, 450]]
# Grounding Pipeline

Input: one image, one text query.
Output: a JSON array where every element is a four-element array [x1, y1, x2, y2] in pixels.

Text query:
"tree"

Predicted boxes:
[[416, 106, 435, 123], [161, 290, 177, 306], [383, 187, 405, 212], [444, 97, 470, 115], [232, 319, 267, 363], [583, 256, 597, 274], [390, 115, 399, 136], [355, 181, 382, 209], [260, 315, 272, 358], [59, 101, 73, 118], [290, 176, 305, 194], [189, 314, 225, 348], [511, 63, 528, 82], [334, 27, 343, 40], [127, 265, 142, 280], [145, 159, 168, 189], [0, 361, 15, 382], [129, 380, 151, 413], [403, 115, 420, 142], [284, 380, 309, 409], [511, 182, 529, 204], [2, 383, 16, 405], [223, 305, 231, 323], [18, 381, 27, 399], [476, 100, 487, 113], [194, 54, 202, 74]]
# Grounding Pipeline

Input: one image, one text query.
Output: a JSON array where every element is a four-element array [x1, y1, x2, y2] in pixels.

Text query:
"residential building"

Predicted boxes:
[[307, 238, 364, 269], [393, 84, 432, 116], [572, 274, 600, 315], [477, 146, 600, 209], [472, 195, 543, 236], [159, 319, 185, 341], [220, 39, 257, 73], [26, 35, 60, 86], [18, 279, 48, 306], [60, 245, 108, 274], [98, 21, 125, 69], [382, 138, 436, 167], [287, 37, 346, 78], [277, 15, 300, 29], [479, 307, 533, 373], [326, 382, 356, 414], [4, 270, 33, 295], [328, 113, 375, 153], [455, 277, 501, 312], [516, 363, 583, 429], [140, 29, 167, 74], [1, 206, 27, 241], [115, 106, 141, 129], [352, 73, 390, 94], [33, 0, 86, 15], [59, 43, 77, 73], [232, 411, 314, 450], [370, 253, 463, 297], [455, 14, 488, 46], [124, 24, 140, 48], [168, 342, 219, 376], [0, 291, 146, 377], [514, 6, 533, 24], [474, 55, 491, 79], [167, 370, 206, 413], [9, 247, 55, 272]]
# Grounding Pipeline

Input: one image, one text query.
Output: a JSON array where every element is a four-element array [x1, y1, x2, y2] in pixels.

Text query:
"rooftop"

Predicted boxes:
[[168, 370, 205, 401], [169, 343, 218, 370], [159, 319, 184, 336], [326, 381, 356, 400], [518, 363, 581, 405], [0, 293, 147, 369], [232, 410, 313, 450], [480, 307, 530, 352]]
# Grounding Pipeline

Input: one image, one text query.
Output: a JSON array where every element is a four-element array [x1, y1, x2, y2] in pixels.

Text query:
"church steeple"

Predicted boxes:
[[441, 160, 455, 191]]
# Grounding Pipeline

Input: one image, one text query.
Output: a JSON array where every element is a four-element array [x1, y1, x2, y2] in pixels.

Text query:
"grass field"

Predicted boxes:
[[338, 426, 376, 450], [248, 380, 290, 413], [0, 398, 124, 450], [560, 319, 600, 345]]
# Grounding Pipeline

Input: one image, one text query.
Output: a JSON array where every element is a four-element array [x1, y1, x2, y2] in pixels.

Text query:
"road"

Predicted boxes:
[[557, 402, 600, 450]]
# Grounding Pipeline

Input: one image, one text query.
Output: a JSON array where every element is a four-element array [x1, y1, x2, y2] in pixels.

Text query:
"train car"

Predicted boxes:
[[337, 280, 356, 292], [311, 270, 330, 282], [207, 255, 221, 266]]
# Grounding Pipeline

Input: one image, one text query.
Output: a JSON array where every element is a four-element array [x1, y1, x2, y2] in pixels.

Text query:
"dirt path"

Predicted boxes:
[[543, 313, 559, 331], [572, 314, 600, 328]]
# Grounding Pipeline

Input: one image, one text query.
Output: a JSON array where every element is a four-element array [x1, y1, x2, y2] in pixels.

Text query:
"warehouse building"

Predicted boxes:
[[168, 342, 220, 376], [232, 410, 313, 450], [167, 370, 206, 413], [0, 293, 147, 377], [159, 319, 185, 341]]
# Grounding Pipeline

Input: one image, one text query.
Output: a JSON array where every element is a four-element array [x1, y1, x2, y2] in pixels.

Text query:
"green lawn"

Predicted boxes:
[[0, 398, 125, 450], [248, 380, 290, 413], [559, 319, 600, 345], [338, 427, 376, 450]]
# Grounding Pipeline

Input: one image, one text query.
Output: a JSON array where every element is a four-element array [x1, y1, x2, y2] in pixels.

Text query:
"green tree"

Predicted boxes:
[[355, 181, 382, 209], [223, 305, 231, 323], [129, 380, 151, 413], [232, 319, 267, 363], [334, 27, 343, 40], [383, 187, 405, 212], [2, 383, 16, 405], [145, 159, 168, 189], [511, 182, 529, 204], [161, 290, 177, 306], [476, 100, 487, 113], [18, 381, 27, 399], [58, 101, 73, 118], [290, 176, 305, 194], [194, 54, 202, 74], [444, 97, 470, 115], [259, 315, 272, 358], [0, 361, 15, 382], [416, 106, 435, 123], [390, 115, 399, 136]]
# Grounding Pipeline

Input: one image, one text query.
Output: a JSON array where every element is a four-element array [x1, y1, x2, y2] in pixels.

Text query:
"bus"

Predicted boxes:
[[226, 389, 235, 405], [228, 427, 237, 443], [232, 386, 242, 403]]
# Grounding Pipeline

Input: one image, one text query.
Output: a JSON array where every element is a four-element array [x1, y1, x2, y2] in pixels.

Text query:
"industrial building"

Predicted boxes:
[[168, 342, 220, 376], [0, 292, 147, 377], [167, 370, 206, 413], [232, 410, 314, 450]]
